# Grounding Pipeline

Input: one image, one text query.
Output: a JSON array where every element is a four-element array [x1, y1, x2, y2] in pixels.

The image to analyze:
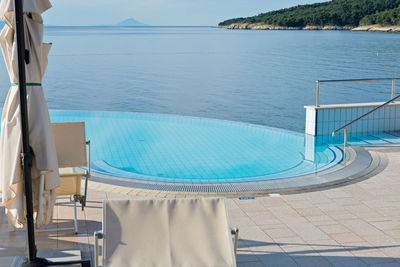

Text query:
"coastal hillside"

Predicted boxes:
[[219, 0, 400, 29], [360, 5, 400, 25]]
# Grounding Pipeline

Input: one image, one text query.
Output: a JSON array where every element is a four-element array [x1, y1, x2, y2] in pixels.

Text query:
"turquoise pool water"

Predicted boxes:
[[50, 110, 343, 183]]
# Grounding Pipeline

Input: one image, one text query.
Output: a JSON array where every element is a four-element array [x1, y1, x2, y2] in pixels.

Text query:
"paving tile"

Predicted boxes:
[[290, 255, 333, 267], [370, 220, 400, 231], [331, 259, 369, 267], [255, 252, 299, 267], [369, 262, 400, 267], [295, 207, 325, 217], [280, 216, 309, 224], [305, 192, 332, 205], [236, 199, 266, 212], [246, 211, 278, 226], [286, 222, 330, 241], [229, 209, 248, 219], [330, 212, 359, 221], [281, 244, 316, 254], [236, 250, 260, 263], [281, 194, 306, 201], [342, 241, 380, 257], [258, 197, 288, 208], [230, 216, 257, 227], [353, 250, 397, 265], [285, 200, 315, 209], [263, 227, 297, 239], [237, 262, 265, 267], [318, 224, 351, 235], [362, 200, 398, 209], [324, 189, 352, 199], [365, 216, 394, 223], [329, 232, 364, 244], [250, 243, 286, 254], [384, 229, 400, 239], [268, 206, 299, 218], [260, 223, 287, 230], [378, 207, 400, 217], [362, 234, 398, 246], [311, 242, 357, 263], [239, 226, 274, 245], [344, 204, 377, 217], [377, 245, 400, 259], [273, 236, 305, 246], [306, 215, 337, 226], [334, 197, 363, 206], [339, 219, 383, 237], [316, 203, 347, 214]]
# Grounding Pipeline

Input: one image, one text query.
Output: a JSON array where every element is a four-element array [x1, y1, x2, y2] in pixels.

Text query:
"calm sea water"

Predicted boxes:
[[0, 26, 399, 133]]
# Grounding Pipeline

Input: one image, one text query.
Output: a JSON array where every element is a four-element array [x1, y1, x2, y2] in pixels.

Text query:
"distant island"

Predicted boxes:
[[218, 0, 400, 32], [117, 18, 148, 27]]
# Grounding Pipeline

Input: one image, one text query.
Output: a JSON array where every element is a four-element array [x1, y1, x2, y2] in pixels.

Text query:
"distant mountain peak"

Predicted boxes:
[[117, 18, 148, 27]]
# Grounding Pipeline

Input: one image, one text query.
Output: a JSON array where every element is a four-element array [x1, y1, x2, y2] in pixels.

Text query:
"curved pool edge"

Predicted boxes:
[[88, 146, 382, 194], [50, 109, 343, 183], [89, 145, 343, 184]]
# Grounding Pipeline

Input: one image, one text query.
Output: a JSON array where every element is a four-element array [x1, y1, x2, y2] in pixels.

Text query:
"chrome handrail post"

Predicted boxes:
[[344, 127, 347, 160], [316, 81, 320, 107], [392, 79, 395, 99]]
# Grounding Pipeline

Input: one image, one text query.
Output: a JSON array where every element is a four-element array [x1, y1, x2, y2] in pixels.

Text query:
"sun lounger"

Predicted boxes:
[[50, 122, 91, 233], [94, 198, 239, 267]]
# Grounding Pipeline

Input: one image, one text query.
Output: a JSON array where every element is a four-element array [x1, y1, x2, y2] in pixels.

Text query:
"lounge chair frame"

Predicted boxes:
[[93, 198, 239, 267], [39, 122, 91, 234]]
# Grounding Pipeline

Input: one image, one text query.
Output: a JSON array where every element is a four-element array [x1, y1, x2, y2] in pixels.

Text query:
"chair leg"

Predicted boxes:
[[74, 200, 78, 234], [94, 232, 104, 267], [83, 174, 89, 211], [231, 228, 239, 256]]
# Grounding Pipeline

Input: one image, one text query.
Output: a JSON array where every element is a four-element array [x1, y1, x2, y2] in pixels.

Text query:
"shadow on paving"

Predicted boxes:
[[0, 219, 99, 257], [237, 239, 400, 266]]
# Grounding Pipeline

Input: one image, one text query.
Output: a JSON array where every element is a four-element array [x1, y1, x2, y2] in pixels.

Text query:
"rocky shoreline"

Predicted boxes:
[[352, 25, 400, 32], [217, 23, 400, 33]]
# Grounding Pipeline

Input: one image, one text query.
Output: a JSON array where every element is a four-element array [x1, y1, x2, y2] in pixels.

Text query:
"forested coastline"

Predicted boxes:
[[219, 0, 400, 30]]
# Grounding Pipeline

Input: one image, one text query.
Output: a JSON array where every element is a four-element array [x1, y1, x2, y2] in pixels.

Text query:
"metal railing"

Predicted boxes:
[[332, 93, 400, 154], [316, 78, 400, 107]]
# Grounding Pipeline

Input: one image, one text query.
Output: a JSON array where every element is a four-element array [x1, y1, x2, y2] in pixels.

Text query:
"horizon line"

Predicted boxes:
[[43, 24, 214, 27]]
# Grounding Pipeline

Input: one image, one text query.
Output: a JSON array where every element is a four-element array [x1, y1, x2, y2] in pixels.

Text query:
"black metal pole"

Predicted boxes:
[[13, 2, 90, 266], [14, 0, 37, 263]]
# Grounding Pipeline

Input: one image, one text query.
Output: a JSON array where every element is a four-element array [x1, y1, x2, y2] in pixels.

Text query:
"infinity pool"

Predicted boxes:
[[50, 110, 342, 183]]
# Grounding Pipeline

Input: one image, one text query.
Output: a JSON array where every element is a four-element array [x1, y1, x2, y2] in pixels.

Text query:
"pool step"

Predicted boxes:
[[267, 146, 342, 180], [331, 131, 400, 146]]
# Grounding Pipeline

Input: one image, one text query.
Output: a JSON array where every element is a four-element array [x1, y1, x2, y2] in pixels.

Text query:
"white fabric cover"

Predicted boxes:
[[103, 198, 237, 267], [0, 0, 59, 228], [0, 0, 51, 28]]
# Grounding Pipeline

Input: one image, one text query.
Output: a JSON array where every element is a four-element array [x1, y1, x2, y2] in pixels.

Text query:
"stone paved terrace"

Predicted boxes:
[[1, 147, 400, 266]]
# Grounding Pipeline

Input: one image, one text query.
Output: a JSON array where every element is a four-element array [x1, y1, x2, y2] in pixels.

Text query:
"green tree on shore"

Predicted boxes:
[[219, 0, 400, 27]]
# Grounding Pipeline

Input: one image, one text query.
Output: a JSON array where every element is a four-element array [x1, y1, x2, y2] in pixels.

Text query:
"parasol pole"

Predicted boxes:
[[14, 1, 90, 266], [14, 0, 37, 263]]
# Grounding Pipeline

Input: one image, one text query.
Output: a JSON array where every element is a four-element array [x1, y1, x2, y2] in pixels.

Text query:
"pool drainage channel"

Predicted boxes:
[[89, 146, 386, 195]]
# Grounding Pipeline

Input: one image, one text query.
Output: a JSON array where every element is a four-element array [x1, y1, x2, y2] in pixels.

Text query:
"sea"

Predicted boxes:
[[0, 26, 399, 133]]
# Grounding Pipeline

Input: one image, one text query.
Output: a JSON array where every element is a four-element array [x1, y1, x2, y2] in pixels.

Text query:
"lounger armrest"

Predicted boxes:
[[94, 231, 104, 267], [231, 227, 239, 256]]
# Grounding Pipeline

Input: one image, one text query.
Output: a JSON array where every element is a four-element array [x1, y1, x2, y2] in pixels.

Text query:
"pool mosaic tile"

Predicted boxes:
[[49, 110, 345, 183]]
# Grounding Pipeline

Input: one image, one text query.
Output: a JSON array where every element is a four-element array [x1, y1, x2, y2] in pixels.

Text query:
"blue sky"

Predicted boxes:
[[43, 0, 323, 26]]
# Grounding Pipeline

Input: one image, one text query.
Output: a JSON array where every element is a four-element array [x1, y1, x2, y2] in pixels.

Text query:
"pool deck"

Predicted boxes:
[[2, 147, 400, 266]]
